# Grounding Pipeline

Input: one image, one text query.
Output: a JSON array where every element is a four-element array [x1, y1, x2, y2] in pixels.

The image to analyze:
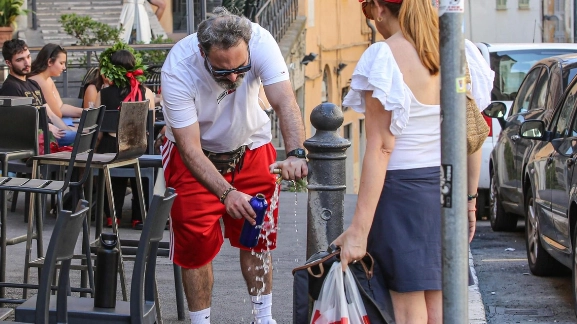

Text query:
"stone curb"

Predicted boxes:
[[469, 249, 487, 324]]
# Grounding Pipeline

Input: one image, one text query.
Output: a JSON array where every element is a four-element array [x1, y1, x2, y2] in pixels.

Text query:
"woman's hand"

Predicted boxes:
[[48, 123, 65, 139], [468, 200, 477, 243], [332, 225, 368, 271]]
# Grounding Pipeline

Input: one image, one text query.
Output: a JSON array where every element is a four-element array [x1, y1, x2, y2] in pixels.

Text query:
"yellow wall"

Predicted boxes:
[[302, 0, 382, 193]]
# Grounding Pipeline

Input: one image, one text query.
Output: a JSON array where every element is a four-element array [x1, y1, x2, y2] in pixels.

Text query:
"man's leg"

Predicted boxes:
[[182, 262, 214, 323], [240, 250, 274, 324], [240, 250, 272, 295]]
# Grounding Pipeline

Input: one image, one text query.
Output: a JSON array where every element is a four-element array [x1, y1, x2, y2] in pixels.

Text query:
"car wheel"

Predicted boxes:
[[525, 189, 562, 276], [489, 171, 517, 231], [476, 191, 488, 220]]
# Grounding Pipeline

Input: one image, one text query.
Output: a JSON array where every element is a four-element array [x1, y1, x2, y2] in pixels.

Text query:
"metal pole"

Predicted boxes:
[[303, 103, 351, 259], [186, 0, 195, 35], [200, 0, 207, 22], [439, 1, 468, 323], [31, 0, 37, 30]]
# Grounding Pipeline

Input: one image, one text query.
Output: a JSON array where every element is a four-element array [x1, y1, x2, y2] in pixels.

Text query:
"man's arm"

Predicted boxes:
[[172, 123, 257, 223], [264, 80, 308, 179]]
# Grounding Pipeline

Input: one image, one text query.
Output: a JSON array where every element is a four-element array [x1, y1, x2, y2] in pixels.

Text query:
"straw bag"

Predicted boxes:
[[465, 62, 490, 155]]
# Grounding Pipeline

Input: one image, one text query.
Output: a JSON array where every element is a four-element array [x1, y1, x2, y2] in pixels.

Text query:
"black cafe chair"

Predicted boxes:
[[15, 188, 177, 324], [1, 201, 91, 324], [0, 106, 105, 302]]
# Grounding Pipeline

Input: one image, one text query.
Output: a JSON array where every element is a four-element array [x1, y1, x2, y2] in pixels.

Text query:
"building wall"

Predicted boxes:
[[303, 0, 379, 193], [464, 0, 543, 43]]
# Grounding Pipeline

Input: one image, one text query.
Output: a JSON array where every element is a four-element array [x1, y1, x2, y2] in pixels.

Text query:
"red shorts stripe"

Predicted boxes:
[[162, 142, 279, 269]]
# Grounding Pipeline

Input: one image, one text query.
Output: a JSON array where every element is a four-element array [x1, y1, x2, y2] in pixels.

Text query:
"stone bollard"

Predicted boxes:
[[304, 103, 351, 259]]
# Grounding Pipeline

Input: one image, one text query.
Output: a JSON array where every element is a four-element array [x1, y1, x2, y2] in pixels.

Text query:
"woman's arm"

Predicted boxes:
[[44, 103, 70, 130], [83, 84, 98, 108], [467, 148, 482, 242], [49, 80, 82, 117], [333, 91, 396, 268]]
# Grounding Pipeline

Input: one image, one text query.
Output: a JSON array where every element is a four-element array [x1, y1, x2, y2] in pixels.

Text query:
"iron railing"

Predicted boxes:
[[254, 0, 298, 43]]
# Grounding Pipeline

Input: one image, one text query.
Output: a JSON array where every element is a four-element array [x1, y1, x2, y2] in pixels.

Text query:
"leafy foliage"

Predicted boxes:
[[59, 14, 122, 46], [0, 0, 28, 29], [138, 34, 173, 65], [99, 42, 147, 89]]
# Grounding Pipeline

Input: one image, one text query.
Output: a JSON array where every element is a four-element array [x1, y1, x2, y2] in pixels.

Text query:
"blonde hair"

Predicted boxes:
[[384, 0, 440, 75]]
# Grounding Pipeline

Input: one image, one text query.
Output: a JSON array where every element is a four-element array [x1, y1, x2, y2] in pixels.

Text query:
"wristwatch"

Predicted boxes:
[[286, 148, 306, 159]]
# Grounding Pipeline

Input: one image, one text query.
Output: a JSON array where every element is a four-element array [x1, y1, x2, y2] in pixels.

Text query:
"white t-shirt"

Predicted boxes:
[[161, 23, 289, 153], [342, 42, 441, 170]]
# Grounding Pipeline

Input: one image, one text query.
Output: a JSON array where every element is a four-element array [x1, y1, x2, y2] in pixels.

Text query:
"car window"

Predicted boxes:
[[563, 66, 577, 89], [530, 67, 550, 109], [490, 49, 577, 101], [509, 67, 541, 116], [552, 83, 577, 138]]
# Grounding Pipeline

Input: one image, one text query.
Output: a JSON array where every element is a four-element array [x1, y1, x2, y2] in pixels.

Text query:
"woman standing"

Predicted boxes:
[[29, 43, 83, 118], [95, 44, 155, 228], [333, 0, 471, 323]]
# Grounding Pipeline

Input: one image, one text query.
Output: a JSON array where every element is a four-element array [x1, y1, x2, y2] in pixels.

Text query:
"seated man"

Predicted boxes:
[[0, 39, 74, 146]]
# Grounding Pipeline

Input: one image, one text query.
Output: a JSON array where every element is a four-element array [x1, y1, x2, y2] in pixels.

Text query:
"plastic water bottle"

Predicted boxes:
[[94, 233, 119, 308], [239, 194, 269, 248]]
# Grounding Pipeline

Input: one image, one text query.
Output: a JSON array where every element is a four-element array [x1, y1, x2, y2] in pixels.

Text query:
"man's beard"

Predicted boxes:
[[13, 66, 30, 77], [214, 73, 245, 90]]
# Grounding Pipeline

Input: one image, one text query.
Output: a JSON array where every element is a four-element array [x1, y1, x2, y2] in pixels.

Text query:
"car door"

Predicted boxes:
[[495, 66, 542, 212], [543, 84, 577, 244]]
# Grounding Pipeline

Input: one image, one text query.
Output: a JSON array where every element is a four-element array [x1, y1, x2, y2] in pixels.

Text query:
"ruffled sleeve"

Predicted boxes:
[[342, 42, 411, 136]]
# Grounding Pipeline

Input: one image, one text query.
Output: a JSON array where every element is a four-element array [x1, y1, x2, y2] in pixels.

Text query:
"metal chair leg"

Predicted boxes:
[[174, 264, 186, 320], [103, 166, 128, 301]]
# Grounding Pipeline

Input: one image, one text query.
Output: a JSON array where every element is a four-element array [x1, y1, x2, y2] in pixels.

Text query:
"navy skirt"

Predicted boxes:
[[368, 167, 443, 293], [367, 166, 474, 293]]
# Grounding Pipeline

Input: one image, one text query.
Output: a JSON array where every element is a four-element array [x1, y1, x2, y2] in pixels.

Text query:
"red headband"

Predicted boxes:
[[358, 0, 403, 2]]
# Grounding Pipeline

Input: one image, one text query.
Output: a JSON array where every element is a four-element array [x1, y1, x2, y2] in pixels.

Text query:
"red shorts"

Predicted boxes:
[[162, 141, 279, 269]]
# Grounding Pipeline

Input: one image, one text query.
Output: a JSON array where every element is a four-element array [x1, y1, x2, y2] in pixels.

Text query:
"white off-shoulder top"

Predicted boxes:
[[342, 42, 441, 171]]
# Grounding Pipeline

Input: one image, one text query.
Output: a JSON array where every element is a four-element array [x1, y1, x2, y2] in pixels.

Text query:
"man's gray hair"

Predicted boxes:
[[197, 7, 252, 54]]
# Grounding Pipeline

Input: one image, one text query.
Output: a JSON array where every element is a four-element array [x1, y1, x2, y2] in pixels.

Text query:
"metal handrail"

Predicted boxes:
[[254, 0, 298, 43]]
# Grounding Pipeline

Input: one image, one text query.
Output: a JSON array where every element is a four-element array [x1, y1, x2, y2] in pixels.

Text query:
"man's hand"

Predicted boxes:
[[269, 156, 308, 180], [224, 190, 257, 225], [48, 124, 65, 139]]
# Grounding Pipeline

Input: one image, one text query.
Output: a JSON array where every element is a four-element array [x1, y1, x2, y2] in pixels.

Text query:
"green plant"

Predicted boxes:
[[138, 34, 173, 65], [59, 14, 122, 46], [99, 41, 146, 89], [0, 0, 28, 29]]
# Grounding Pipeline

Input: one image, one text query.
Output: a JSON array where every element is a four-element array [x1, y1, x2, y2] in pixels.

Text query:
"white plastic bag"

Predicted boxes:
[[311, 261, 370, 324]]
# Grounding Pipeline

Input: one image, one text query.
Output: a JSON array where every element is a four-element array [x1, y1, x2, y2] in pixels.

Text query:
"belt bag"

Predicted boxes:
[[202, 145, 246, 176]]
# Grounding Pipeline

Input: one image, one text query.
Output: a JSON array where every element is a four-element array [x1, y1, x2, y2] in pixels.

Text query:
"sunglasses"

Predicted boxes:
[[361, 0, 374, 20], [202, 48, 252, 78], [50, 44, 65, 59]]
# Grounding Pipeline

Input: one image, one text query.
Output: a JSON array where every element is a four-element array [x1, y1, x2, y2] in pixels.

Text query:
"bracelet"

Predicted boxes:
[[468, 208, 477, 212], [219, 187, 237, 204], [467, 193, 478, 201]]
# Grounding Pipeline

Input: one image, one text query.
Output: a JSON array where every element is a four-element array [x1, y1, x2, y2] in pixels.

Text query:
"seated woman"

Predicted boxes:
[[29, 44, 83, 119], [95, 45, 155, 229], [81, 67, 112, 108]]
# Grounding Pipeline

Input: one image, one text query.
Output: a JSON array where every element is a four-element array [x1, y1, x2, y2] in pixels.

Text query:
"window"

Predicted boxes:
[[518, 0, 529, 9], [508, 67, 540, 116], [529, 67, 550, 109], [496, 0, 507, 10], [489, 48, 577, 101], [551, 84, 577, 138]]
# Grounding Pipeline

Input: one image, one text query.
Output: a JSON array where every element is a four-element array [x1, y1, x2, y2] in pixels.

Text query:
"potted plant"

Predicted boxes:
[[0, 0, 27, 44]]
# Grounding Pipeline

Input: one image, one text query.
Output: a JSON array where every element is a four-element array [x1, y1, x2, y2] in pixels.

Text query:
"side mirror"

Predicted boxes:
[[519, 120, 547, 140], [483, 102, 507, 118], [483, 102, 507, 128]]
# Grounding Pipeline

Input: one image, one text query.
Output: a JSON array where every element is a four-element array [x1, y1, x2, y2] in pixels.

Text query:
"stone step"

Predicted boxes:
[[36, 7, 123, 14]]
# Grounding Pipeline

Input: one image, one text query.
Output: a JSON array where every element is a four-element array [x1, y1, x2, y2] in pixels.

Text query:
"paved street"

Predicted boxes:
[[2, 190, 492, 323], [471, 219, 575, 324]]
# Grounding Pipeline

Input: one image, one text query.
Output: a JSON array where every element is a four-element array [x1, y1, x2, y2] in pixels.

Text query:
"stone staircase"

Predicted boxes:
[[34, 0, 167, 46]]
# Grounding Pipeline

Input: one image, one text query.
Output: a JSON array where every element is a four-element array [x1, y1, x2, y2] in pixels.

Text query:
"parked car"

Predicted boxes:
[[483, 54, 577, 231], [517, 75, 577, 315], [474, 43, 577, 218]]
